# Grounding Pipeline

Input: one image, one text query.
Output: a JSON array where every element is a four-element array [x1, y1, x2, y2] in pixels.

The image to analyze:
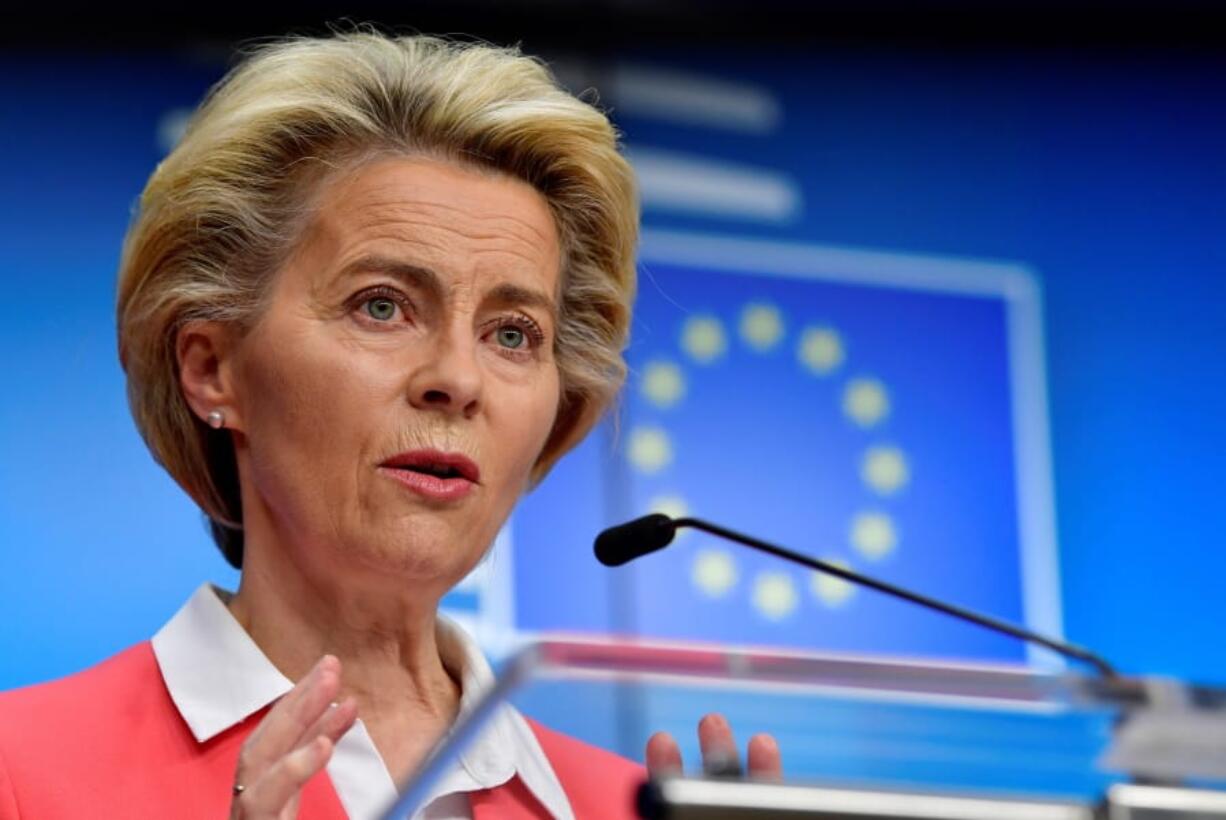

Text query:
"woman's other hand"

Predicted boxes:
[[229, 655, 359, 819], [645, 713, 781, 781]]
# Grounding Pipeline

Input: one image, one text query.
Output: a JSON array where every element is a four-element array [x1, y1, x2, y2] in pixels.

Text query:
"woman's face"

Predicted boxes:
[[224, 156, 562, 594]]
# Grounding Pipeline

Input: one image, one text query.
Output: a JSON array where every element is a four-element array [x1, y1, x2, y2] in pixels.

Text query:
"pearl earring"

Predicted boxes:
[[206, 410, 225, 430]]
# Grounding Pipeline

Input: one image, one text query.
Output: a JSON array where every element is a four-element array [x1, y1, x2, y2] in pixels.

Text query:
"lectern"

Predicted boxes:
[[383, 638, 1226, 819]]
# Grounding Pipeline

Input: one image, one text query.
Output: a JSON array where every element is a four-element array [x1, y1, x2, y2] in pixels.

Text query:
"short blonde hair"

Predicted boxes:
[[117, 31, 638, 568]]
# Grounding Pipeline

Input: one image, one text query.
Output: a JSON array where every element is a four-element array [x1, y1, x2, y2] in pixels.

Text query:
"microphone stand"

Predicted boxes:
[[598, 513, 1117, 677], [674, 516, 1116, 678]]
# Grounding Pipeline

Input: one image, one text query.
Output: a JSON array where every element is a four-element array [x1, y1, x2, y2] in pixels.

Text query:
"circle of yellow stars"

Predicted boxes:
[[627, 300, 911, 621]]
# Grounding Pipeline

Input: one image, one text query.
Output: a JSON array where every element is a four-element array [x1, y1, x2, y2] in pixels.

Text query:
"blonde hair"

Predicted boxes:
[[117, 31, 638, 568]]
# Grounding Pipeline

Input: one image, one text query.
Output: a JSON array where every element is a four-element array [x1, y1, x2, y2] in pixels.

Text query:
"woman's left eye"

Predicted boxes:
[[495, 325, 527, 349], [364, 297, 399, 321]]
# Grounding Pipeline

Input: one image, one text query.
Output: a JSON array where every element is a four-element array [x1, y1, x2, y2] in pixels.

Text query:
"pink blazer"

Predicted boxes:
[[0, 642, 644, 819]]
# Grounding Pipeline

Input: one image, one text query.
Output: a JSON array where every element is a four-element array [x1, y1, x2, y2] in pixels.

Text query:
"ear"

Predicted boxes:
[[177, 320, 245, 432]]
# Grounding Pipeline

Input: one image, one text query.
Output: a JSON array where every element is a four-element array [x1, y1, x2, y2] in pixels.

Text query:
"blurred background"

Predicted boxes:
[[2, 0, 1224, 710]]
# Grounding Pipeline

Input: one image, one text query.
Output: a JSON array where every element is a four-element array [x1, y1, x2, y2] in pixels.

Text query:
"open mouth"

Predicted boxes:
[[380, 450, 481, 484], [398, 463, 465, 480]]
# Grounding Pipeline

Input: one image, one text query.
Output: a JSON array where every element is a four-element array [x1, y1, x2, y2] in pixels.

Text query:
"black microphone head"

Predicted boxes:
[[594, 513, 678, 567]]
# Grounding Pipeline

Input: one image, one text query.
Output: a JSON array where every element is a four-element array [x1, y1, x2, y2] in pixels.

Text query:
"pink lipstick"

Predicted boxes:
[[379, 449, 480, 502]]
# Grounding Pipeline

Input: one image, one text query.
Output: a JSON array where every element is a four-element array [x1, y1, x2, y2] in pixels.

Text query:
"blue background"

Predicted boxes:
[[1, 46, 1224, 696], [605, 261, 1024, 659]]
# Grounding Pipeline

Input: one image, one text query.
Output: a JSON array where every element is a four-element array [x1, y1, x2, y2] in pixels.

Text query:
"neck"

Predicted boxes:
[[226, 511, 462, 780]]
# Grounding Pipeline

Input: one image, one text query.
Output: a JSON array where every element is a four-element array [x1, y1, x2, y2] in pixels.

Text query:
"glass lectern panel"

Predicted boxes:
[[382, 637, 1226, 820]]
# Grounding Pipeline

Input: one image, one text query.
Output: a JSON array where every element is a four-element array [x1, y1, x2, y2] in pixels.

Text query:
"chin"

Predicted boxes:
[[338, 525, 486, 591]]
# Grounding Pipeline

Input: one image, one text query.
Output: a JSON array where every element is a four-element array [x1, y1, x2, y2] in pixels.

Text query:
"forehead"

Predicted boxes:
[[300, 155, 562, 295]]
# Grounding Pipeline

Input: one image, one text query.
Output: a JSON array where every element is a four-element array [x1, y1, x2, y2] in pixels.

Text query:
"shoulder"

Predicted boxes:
[[525, 717, 643, 775], [523, 717, 645, 818], [0, 641, 164, 743], [0, 641, 217, 818]]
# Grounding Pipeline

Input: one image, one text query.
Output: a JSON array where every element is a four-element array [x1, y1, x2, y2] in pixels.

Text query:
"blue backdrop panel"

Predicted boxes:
[[613, 258, 1026, 660]]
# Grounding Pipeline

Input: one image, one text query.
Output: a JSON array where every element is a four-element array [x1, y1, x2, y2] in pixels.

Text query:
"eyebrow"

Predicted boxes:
[[484, 282, 558, 321], [336, 255, 445, 304], [337, 254, 557, 320]]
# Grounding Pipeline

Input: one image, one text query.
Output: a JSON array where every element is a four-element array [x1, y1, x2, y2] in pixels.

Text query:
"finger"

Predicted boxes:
[[238, 735, 334, 817], [645, 731, 683, 778], [293, 696, 359, 754], [248, 655, 340, 762], [697, 713, 742, 777], [238, 656, 342, 779], [746, 733, 782, 781]]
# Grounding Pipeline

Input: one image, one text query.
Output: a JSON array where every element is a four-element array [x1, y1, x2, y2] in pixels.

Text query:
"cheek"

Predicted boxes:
[[502, 369, 561, 477], [234, 328, 390, 483], [245, 351, 323, 444]]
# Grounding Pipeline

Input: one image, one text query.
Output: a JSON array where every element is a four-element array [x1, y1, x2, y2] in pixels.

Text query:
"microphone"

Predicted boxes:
[[594, 513, 677, 567], [594, 514, 1117, 677]]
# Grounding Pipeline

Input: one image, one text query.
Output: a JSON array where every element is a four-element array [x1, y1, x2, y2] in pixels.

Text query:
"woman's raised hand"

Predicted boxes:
[[645, 713, 781, 781], [229, 655, 359, 820]]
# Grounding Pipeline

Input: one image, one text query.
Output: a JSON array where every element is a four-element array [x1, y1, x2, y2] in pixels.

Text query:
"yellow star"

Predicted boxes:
[[811, 559, 856, 607], [627, 426, 673, 474], [850, 512, 898, 560], [641, 360, 686, 408], [681, 315, 728, 364], [739, 302, 784, 351], [843, 377, 890, 427], [752, 571, 798, 621], [861, 445, 909, 495], [797, 326, 845, 375], [692, 549, 737, 598]]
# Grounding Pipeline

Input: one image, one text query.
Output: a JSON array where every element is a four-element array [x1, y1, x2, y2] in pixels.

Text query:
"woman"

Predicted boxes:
[[0, 31, 779, 819]]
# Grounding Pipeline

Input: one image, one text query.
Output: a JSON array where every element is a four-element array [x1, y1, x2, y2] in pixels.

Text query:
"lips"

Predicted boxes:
[[379, 449, 480, 502]]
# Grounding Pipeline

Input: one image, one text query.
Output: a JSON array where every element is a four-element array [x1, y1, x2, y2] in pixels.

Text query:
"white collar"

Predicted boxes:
[[152, 582, 573, 820]]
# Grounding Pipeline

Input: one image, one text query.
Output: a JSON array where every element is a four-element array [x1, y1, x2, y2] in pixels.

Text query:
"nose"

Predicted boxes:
[[406, 327, 483, 419]]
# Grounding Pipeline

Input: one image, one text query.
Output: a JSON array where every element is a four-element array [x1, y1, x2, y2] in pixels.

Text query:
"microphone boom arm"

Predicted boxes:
[[672, 516, 1117, 678]]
